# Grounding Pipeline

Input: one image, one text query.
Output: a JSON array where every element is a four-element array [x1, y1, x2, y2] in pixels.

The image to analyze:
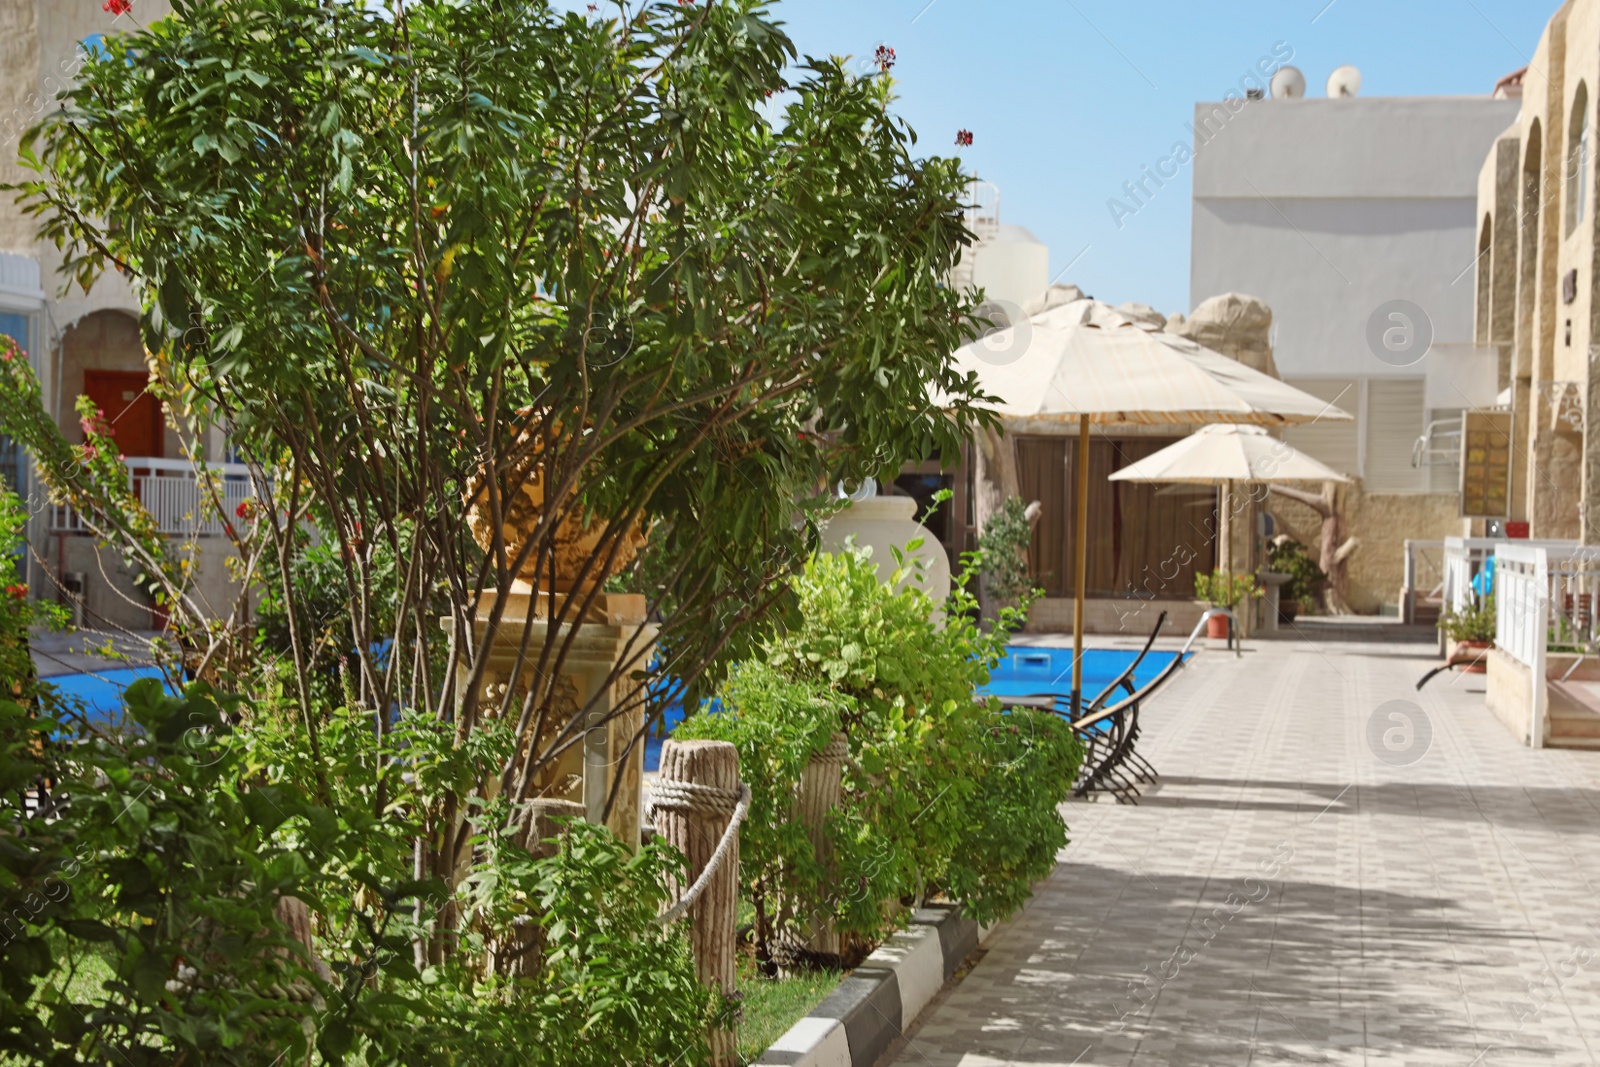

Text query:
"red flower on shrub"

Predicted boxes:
[[875, 45, 896, 73], [103, 0, 132, 14], [5, 584, 25, 600], [955, 129, 974, 147], [235, 500, 251, 520]]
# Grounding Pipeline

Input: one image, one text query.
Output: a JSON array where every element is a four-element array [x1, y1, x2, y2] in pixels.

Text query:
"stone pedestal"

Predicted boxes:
[[457, 587, 655, 848]]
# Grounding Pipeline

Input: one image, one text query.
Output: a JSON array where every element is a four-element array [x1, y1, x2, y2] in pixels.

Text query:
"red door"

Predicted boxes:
[[82, 370, 163, 458]]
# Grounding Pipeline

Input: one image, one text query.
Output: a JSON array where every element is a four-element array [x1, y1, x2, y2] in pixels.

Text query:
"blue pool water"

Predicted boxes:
[[642, 647, 1182, 771], [981, 646, 1184, 705], [41, 666, 177, 727]]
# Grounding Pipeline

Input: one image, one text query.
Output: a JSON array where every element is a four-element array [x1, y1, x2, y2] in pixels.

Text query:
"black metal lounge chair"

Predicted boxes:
[[992, 608, 1230, 804]]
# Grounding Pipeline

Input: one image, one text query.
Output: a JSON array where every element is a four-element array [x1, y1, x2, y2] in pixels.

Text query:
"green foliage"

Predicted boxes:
[[0, 679, 710, 1066], [10, 0, 995, 729], [1267, 538, 1326, 608], [1193, 569, 1261, 608], [1439, 595, 1496, 644], [976, 496, 1041, 613], [682, 548, 1081, 964]]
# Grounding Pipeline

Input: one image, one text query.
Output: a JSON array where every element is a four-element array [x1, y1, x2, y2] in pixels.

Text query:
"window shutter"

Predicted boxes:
[[1282, 378, 1360, 479], [1364, 378, 1428, 493]]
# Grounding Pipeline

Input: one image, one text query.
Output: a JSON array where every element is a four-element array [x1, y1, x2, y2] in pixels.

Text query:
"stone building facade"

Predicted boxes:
[[0, 1, 242, 634], [1472, 0, 1600, 543]]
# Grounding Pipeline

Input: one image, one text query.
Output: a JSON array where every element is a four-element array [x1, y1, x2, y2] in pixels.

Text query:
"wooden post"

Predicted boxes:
[[779, 732, 847, 971], [1071, 414, 1091, 715], [655, 739, 740, 1067]]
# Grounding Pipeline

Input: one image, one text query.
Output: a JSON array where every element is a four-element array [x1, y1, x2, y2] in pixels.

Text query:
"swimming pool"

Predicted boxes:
[[40, 666, 176, 727], [981, 646, 1184, 705], [642, 646, 1183, 770]]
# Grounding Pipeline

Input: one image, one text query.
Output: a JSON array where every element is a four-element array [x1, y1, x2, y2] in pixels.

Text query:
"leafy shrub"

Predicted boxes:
[[0, 676, 711, 1066], [681, 547, 1081, 966], [1267, 537, 1327, 609], [977, 496, 1040, 614], [1439, 595, 1496, 644], [1193, 569, 1261, 608]]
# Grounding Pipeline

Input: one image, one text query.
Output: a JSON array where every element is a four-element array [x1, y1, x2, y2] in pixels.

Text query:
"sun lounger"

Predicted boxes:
[[991, 612, 1181, 804]]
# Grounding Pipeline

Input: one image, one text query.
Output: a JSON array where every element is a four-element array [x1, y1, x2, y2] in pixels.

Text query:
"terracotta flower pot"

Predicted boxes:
[[1453, 639, 1490, 673], [1277, 600, 1299, 625], [1206, 613, 1231, 640]]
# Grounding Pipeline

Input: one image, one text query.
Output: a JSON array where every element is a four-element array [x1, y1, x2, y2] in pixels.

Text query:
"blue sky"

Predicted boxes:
[[765, 0, 1553, 317]]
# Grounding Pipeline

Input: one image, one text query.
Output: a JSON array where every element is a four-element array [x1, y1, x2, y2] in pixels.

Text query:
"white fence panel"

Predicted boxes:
[[51, 456, 262, 538]]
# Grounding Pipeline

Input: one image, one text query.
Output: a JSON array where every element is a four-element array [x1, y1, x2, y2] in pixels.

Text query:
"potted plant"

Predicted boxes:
[[1194, 570, 1261, 638], [1438, 595, 1495, 672], [1267, 537, 1328, 625]]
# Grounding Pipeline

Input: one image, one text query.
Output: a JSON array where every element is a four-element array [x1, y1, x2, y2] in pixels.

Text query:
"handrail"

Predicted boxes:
[[1181, 607, 1240, 658]]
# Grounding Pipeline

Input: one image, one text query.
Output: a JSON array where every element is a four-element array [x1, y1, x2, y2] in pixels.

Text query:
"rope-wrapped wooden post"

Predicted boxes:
[[779, 732, 848, 971], [653, 739, 743, 1067]]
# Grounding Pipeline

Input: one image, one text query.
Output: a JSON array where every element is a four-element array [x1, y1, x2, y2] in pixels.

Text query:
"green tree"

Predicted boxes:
[[3, 0, 993, 930]]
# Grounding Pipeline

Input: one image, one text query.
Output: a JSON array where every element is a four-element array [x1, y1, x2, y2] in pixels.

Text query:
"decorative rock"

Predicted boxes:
[[1116, 301, 1167, 330], [1169, 292, 1279, 377], [1021, 282, 1086, 316]]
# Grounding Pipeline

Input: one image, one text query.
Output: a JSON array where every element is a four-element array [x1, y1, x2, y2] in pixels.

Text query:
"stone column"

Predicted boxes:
[[654, 739, 741, 1067]]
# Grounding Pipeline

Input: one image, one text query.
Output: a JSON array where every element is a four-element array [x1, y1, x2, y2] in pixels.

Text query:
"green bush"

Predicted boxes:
[[977, 496, 1040, 614], [1267, 538, 1327, 609], [680, 547, 1082, 966], [1439, 595, 1496, 644], [0, 678, 713, 1066], [1193, 569, 1261, 608]]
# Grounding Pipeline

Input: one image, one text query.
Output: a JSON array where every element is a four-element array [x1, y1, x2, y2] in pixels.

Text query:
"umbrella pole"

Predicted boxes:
[[1071, 414, 1090, 717]]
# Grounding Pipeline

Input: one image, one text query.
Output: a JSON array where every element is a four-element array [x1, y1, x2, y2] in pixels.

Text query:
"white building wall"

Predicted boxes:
[[1190, 95, 1520, 486]]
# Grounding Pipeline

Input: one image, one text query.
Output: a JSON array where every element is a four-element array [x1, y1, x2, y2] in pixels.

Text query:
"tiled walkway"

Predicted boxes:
[[889, 637, 1600, 1066]]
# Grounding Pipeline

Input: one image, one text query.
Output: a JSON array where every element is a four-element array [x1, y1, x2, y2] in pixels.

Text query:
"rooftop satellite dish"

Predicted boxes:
[[1270, 66, 1306, 100], [1327, 65, 1362, 99]]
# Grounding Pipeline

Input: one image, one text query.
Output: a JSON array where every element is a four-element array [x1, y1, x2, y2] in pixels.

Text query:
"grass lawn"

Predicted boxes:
[[735, 953, 843, 1066]]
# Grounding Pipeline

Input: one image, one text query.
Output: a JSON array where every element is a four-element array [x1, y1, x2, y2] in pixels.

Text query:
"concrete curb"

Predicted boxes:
[[754, 904, 993, 1067]]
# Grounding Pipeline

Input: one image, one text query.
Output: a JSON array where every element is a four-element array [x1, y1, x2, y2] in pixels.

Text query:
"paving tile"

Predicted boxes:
[[885, 639, 1600, 1066]]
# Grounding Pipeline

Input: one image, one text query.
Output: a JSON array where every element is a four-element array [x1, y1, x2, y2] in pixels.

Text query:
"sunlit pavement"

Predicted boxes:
[[886, 637, 1600, 1066]]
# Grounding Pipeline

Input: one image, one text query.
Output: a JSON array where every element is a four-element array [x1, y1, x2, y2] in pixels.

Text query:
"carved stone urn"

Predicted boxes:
[[464, 433, 648, 593]]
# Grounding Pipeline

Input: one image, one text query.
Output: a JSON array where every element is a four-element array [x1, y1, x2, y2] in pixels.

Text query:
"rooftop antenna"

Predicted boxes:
[[1270, 66, 1306, 100], [1326, 65, 1362, 99]]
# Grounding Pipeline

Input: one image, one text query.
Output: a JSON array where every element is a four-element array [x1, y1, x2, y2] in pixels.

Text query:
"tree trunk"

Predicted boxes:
[[655, 740, 741, 1067], [1267, 481, 1356, 613]]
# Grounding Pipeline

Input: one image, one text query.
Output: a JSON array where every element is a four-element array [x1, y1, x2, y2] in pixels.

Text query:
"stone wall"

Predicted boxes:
[[1267, 482, 1464, 615]]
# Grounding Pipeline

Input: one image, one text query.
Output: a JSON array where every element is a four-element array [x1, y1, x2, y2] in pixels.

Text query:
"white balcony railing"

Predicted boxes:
[[1494, 543, 1600, 749], [1442, 536, 1579, 615], [51, 456, 261, 538]]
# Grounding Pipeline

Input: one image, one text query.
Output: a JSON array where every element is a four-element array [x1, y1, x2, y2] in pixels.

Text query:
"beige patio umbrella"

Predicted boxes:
[[945, 297, 1351, 713], [1109, 423, 1352, 575]]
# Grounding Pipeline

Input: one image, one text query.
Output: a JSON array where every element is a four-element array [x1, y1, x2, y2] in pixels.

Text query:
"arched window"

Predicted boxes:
[[1476, 214, 1493, 344], [1567, 82, 1589, 236]]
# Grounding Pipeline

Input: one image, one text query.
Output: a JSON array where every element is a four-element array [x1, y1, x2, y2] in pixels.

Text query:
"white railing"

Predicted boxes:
[[1496, 545, 1548, 749], [1443, 536, 1578, 615], [1401, 539, 1445, 624], [51, 456, 261, 538], [1493, 543, 1600, 750]]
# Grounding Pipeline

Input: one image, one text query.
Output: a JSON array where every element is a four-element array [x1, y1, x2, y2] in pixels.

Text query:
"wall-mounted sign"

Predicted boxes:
[[1459, 409, 1513, 519]]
